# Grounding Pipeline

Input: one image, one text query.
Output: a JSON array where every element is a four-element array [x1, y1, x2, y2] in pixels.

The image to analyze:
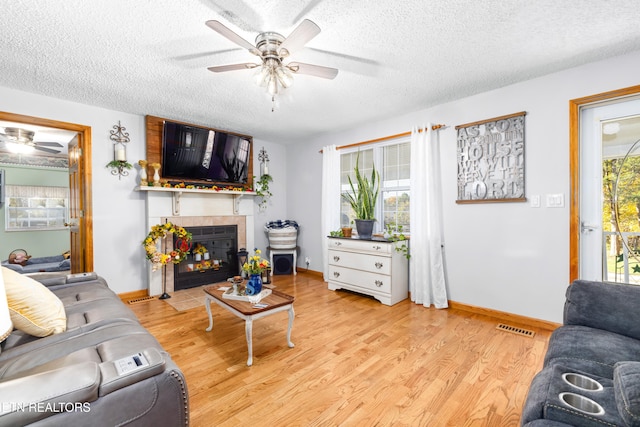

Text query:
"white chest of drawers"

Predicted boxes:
[[327, 237, 408, 306]]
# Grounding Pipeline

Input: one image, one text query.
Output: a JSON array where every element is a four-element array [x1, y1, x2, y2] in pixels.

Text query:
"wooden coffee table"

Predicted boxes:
[[203, 285, 295, 366]]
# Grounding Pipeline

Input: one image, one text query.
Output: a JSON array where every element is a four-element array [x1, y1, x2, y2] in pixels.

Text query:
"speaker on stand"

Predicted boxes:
[[272, 254, 294, 275]]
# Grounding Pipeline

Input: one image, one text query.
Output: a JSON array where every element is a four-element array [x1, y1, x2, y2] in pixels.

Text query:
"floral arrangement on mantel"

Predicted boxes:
[[150, 181, 254, 192], [143, 222, 192, 271], [242, 248, 270, 275]]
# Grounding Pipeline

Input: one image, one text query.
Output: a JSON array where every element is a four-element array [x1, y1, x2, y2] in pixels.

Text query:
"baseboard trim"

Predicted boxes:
[[118, 289, 148, 303], [448, 300, 561, 332]]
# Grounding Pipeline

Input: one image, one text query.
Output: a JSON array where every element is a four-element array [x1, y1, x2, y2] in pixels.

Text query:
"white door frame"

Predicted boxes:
[[569, 85, 640, 281]]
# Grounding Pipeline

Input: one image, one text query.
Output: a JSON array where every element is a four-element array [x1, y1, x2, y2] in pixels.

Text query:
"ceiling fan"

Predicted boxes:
[[0, 127, 63, 154], [205, 19, 338, 106]]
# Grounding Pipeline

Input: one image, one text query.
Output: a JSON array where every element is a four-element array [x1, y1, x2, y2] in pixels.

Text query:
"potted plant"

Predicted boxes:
[[341, 153, 380, 239], [255, 173, 273, 212], [384, 223, 410, 259]]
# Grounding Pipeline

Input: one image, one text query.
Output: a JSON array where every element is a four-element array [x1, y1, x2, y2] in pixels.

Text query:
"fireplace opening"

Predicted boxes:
[[174, 225, 238, 290]]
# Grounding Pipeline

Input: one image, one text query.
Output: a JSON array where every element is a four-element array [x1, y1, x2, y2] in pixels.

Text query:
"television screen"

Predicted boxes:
[[161, 121, 251, 184]]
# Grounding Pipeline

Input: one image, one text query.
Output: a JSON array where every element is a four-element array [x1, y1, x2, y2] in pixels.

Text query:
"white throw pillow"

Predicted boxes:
[[1, 267, 66, 337], [0, 270, 13, 344]]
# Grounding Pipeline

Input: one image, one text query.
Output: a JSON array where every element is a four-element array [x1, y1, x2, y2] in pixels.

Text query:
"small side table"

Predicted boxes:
[[267, 246, 298, 276]]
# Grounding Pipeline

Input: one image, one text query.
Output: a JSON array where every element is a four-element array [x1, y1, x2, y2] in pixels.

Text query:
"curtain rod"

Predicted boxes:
[[319, 124, 445, 153]]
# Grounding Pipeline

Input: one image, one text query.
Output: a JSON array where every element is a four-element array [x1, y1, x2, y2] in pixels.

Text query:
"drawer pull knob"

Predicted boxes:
[[373, 245, 382, 250], [335, 242, 342, 246], [375, 262, 383, 269], [374, 280, 384, 287], [333, 272, 340, 278], [333, 256, 340, 262]]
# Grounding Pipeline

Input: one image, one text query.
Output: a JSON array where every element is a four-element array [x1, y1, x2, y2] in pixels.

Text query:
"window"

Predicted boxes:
[[5, 185, 69, 231], [340, 139, 411, 234]]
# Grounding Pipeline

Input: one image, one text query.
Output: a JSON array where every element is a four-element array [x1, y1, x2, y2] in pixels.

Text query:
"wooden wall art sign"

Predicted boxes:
[[455, 111, 526, 204]]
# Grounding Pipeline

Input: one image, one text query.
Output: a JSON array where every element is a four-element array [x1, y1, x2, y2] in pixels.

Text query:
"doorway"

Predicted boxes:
[[0, 111, 93, 273], [570, 85, 640, 282]]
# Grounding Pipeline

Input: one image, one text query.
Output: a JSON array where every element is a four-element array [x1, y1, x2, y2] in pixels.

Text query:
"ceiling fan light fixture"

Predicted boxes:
[[206, 18, 337, 110], [603, 122, 620, 135], [254, 65, 270, 87], [5, 141, 35, 154], [4, 127, 35, 144], [267, 74, 278, 96], [275, 66, 293, 88]]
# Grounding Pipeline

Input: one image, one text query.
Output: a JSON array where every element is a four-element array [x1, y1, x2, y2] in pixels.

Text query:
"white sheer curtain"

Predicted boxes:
[[409, 125, 448, 308], [321, 145, 341, 280]]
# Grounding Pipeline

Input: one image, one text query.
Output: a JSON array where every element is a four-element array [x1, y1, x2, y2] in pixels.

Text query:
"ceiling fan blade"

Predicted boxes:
[[34, 146, 61, 154], [279, 19, 321, 56], [287, 62, 338, 79], [205, 20, 260, 56], [34, 141, 63, 147], [207, 63, 260, 73]]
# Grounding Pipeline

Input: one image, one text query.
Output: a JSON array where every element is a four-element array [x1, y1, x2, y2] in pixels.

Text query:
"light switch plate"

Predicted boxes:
[[546, 193, 565, 208], [530, 195, 540, 208]]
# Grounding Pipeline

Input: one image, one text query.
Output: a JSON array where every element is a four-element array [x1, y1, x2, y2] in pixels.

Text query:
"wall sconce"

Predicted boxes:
[[255, 147, 273, 211], [258, 146, 269, 176], [106, 121, 133, 179]]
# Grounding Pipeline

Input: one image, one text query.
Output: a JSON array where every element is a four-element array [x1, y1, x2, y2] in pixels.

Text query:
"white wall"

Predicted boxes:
[[0, 87, 286, 294], [287, 49, 640, 323]]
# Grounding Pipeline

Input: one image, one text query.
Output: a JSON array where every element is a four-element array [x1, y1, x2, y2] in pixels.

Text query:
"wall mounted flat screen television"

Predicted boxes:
[[161, 121, 252, 184]]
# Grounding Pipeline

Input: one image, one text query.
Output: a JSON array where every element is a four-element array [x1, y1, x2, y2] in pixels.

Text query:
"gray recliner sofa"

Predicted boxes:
[[1, 255, 71, 274], [0, 272, 189, 426], [521, 279, 640, 427]]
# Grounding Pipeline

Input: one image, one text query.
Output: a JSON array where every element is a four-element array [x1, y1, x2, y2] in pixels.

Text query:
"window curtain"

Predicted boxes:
[[5, 185, 69, 199], [409, 125, 448, 308], [321, 144, 341, 281]]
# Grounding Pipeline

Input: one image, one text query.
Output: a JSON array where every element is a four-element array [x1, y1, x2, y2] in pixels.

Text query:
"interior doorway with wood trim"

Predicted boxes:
[[570, 85, 640, 283], [0, 111, 93, 273]]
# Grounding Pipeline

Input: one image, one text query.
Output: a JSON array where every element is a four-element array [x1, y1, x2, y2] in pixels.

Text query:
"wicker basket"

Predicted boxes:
[[267, 227, 298, 249]]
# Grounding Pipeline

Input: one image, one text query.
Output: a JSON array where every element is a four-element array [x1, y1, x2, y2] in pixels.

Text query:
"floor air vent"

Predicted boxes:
[[127, 296, 156, 304], [496, 323, 535, 338]]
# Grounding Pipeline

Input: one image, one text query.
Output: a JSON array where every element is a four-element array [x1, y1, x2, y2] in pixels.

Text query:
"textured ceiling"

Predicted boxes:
[[1, 1, 640, 144]]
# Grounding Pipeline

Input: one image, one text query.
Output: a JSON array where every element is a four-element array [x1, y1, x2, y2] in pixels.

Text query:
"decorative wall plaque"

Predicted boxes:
[[455, 111, 526, 203]]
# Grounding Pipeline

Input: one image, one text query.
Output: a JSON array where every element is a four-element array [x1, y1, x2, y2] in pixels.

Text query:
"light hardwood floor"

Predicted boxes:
[[128, 272, 552, 426]]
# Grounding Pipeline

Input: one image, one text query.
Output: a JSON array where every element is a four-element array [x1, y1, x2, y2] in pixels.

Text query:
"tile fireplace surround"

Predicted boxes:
[[142, 189, 255, 296]]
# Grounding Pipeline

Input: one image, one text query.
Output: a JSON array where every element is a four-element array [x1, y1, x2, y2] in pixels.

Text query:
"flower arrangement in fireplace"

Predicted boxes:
[[193, 243, 208, 256], [242, 248, 269, 275], [143, 222, 192, 271]]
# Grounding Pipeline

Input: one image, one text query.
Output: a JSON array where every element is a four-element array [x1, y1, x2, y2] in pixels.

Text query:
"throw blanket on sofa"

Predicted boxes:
[[1, 256, 71, 274], [265, 220, 299, 230]]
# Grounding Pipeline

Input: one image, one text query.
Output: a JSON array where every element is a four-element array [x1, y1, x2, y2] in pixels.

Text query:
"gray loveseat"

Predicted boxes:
[[522, 279, 640, 427], [0, 271, 189, 426]]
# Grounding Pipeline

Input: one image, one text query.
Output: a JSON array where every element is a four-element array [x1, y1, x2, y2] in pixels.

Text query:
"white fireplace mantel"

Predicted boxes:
[[139, 186, 256, 296], [135, 186, 256, 216]]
